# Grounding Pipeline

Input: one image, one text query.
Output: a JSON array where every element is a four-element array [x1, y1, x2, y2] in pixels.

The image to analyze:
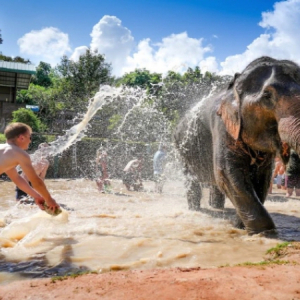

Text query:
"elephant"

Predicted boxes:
[[173, 56, 300, 234]]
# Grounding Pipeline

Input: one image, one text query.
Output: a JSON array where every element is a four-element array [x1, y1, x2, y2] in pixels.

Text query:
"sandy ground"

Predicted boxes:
[[1, 242, 300, 300], [1, 183, 300, 299]]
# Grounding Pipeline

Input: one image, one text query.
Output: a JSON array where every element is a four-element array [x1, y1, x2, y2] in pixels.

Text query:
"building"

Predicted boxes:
[[0, 60, 36, 130]]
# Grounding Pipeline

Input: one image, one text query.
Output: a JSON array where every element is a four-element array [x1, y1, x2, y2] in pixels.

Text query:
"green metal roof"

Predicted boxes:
[[0, 61, 36, 75]]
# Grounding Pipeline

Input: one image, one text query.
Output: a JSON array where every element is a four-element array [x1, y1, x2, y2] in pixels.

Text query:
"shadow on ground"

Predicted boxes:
[[198, 206, 300, 242]]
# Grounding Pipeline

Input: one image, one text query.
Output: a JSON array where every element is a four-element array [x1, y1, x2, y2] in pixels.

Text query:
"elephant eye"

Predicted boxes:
[[262, 91, 272, 100], [260, 90, 275, 108]]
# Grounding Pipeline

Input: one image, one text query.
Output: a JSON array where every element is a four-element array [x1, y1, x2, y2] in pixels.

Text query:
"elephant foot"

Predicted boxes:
[[232, 216, 245, 230], [246, 224, 276, 235], [257, 229, 278, 238], [187, 190, 201, 211], [209, 186, 225, 209], [188, 202, 201, 211], [231, 214, 276, 235], [186, 179, 202, 211]]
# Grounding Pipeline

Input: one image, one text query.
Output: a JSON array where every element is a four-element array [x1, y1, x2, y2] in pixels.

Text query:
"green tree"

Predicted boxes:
[[11, 108, 46, 132], [16, 83, 62, 130], [31, 61, 53, 87], [153, 67, 231, 123], [182, 67, 202, 84], [16, 89, 33, 105], [0, 53, 31, 64], [55, 48, 112, 110], [117, 68, 162, 95], [11, 108, 47, 148]]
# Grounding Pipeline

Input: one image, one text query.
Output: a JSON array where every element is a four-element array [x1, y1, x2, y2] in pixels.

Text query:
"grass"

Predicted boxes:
[[51, 270, 98, 283], [266, 241, 292, 258], [219, 242, 298, 268], [236, 260, 290, 267]]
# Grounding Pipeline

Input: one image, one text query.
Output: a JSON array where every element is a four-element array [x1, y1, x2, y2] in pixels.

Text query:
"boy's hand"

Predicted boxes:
[[34, 196, 46, 210], [35, 196, 60, 212], [45, 197, 60, 212]]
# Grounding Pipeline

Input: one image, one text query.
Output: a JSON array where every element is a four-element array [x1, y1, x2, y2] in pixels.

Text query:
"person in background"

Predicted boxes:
[[16, 142, 50, 202], [153, 144, 167, 193], [286, 150, 300, 197], [281, 171, 287, 191], [122, 157, 143, 191], [0, 122, 59, 212], [269, 156, 285, 194], [95, 149, 111, 193]]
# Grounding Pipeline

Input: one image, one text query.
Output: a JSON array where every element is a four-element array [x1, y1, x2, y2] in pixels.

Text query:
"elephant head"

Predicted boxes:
[[217, 56, 300, 164]]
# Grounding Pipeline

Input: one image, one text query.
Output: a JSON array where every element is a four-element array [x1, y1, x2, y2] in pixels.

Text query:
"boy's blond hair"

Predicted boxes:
[[4, 122, 32, 140]]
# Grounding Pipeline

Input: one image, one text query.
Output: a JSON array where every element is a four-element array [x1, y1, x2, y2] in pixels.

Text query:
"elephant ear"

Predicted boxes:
[[217, 73, 241, 141]]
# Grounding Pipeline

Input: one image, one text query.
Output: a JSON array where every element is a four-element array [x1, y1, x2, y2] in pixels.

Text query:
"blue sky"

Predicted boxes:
[[1, 0, 300, 76]]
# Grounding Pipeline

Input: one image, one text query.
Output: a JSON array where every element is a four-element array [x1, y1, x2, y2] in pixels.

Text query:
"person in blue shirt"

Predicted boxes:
[[153, 144, 167, 193]]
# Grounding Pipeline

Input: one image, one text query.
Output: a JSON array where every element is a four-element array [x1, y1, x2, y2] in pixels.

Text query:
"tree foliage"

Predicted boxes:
[[153, 67, 231, 122], [117, 68, 162, 95], [31, 61, 53, 87], [0, 29, 3, 44], [11, 108, 46, 132], [55, 49, 112, 110], [7, 45, 232, 143], [0, 53, 31, 64], [11, 108, 48, 148]]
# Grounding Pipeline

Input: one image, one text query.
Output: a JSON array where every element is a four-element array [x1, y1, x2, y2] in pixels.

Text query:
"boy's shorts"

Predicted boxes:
[[286, 174, 300, 189]]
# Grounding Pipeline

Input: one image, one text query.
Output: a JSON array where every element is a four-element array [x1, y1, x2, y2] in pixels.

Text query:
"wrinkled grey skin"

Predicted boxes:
[[174, 56, 300, 234]]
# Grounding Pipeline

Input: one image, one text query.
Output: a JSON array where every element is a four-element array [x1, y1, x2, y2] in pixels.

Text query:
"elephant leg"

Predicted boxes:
[[186, 178, 202, 211], [209, 185, 225, 209], [232, 214, 245, 229], [250, 155, 273, 205], [214, 148, 275, 234]]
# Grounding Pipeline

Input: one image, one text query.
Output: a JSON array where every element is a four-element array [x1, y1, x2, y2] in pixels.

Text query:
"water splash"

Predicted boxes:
[[31, 85, 122, 162]]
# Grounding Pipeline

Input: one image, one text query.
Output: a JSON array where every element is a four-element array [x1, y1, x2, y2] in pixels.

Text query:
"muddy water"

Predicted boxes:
[[0, 179, 300, 284]]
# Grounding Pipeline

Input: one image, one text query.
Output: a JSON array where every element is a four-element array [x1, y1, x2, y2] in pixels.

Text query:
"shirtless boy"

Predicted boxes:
[[0, 122, 59, 212], [16, 142, 50, 201]]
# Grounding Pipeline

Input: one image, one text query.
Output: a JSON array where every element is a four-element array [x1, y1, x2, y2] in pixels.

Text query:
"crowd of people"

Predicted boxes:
[[0, 121, 169, 221], [95, 143, 167, 194], [0, 122, 168, 206]]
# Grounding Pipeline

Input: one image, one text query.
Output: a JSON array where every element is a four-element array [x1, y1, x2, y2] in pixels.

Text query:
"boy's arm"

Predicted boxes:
[[18, 153, 59, 211], [38, 161, 50, 180], [5, 168, 45, 210]]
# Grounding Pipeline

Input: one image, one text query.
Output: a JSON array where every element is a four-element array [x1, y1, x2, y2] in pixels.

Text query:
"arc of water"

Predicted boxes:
[[31, 85, 122, 163]]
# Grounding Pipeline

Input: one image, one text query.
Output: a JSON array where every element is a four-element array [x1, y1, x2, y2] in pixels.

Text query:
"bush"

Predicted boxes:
[[11, 108, 46, 132], [0, 133, 6, 143], [11, 108, 48, 150]]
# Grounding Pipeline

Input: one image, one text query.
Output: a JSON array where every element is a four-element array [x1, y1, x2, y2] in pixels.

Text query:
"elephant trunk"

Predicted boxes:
[[278, 115, 300, 155]]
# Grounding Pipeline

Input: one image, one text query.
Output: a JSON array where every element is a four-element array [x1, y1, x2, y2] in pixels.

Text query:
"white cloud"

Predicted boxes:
[[18, 27, 71, 66], [70, 15, 212, 76], [122, 32, 212, 76], [89, 15, 134, 76], [70, 46, 89, 61], [199, 56, 219, 74], [20, 0, 300, 77], [74, 2, 300, 76], [219, 0, 300, 75]]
